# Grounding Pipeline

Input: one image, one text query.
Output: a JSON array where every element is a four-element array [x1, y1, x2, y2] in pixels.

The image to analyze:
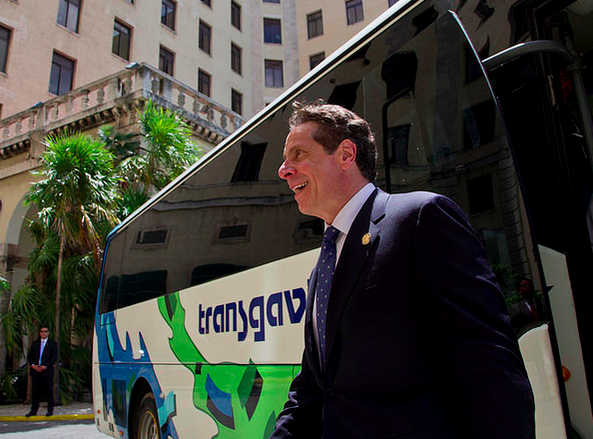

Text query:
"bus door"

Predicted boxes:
[[481, 3, 593, 437]]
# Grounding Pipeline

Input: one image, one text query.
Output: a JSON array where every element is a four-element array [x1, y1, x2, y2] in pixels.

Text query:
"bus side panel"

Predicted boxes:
[[94, 249, 317, 438], [94, 310, 181, 439], [93, 322, 116, 438]]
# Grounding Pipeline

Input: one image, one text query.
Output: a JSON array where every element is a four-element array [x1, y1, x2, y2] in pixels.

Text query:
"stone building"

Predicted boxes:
[[0, 0, 402, 373], [0, 0, 303, 373]]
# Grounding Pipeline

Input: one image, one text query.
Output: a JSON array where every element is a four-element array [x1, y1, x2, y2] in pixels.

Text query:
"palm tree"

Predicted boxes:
[[97, 124, 140, 164], [126, 100, 202, 193], [24, 132, 118, 400], [101, 100, 202, 218]]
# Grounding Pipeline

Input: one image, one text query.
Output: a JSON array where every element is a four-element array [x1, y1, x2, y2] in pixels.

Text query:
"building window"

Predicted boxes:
[[295, 218, 324, 242], [231, 43, 242, 75], [467, 173, 494, 215], [263, 18, 281, 44], [388, 0, 397, 5], [231, 89, 242, 115], [161, 0, 176, 30], [49, 52, 75, 95], [217, 224, 248, 240], [232, 142, 267, 181], [309, 52, 325, 70], [199, 20, 212, 54], [159, 46, 174, 75], [263, 0, 280, 3], [112, 20, 131, 60], [265, 60, 283, 88], [0, 25, 10, 74], [387, 124, 410, 166], [231, 1, 241, 30], [201, 0, 211, 6], [307, 10, 323, 39], [136, 228, 169, 246], [57, 0, 81, 33], [198, 69, 211, 96], [346, 0, 364, 25]]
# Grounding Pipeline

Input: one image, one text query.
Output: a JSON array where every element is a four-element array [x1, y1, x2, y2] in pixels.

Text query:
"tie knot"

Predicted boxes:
[[323, 226, 340, 244]]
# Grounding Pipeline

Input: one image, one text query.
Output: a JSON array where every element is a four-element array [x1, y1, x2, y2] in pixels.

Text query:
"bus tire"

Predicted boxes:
[[135, 393, 160, 439]]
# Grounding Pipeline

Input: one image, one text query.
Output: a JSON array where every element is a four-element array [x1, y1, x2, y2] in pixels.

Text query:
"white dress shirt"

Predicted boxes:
[[39, 339, 47, 364], [312, 182, 376, 350]]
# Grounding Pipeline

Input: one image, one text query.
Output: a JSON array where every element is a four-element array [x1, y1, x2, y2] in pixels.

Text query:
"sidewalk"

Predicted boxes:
[[0, 402, 94, 421]]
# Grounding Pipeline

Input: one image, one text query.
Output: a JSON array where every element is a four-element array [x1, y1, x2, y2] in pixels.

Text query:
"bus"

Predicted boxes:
[[92, 0, 593, 438]]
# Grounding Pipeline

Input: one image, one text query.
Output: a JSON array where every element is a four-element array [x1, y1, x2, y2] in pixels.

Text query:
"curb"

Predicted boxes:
[[0, 414, 94, 422]]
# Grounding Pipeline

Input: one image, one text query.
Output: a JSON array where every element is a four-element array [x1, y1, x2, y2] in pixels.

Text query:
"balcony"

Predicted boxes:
[[0, 63, 245, 162]]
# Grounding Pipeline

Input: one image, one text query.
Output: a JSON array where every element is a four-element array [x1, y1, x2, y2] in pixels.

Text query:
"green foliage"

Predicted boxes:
[[25, 131, 119, 267], [0, 276, 9, 294], [98, 125, 140, 162], [130, 100, 202, 192], [59, 345, 92, 403], [0, 368, 27, 403], [1, 283, 41, 358], [1, 100, 202, 402], [118, 186, 150, 219]]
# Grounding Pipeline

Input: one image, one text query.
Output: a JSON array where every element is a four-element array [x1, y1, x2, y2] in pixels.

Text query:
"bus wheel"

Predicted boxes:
[[135, 393, 160, 439]]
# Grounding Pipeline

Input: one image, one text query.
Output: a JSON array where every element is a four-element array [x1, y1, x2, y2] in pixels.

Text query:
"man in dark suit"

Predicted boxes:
[[271, 102, 535, 439], [509, 278, 546, 335], [26, 326, 58, 417]]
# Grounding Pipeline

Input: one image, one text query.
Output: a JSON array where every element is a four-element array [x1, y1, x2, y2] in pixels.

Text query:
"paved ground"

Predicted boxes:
[[0, 402, 104, 438], [0, 419, 101, 436], [0, 401, 94, 421]]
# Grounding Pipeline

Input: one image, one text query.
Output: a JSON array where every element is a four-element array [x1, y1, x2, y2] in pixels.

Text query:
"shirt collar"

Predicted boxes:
[[328, 182, 375, 235]]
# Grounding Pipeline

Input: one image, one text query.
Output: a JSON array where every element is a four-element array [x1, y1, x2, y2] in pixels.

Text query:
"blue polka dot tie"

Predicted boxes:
[[316, 226, 340, 366]]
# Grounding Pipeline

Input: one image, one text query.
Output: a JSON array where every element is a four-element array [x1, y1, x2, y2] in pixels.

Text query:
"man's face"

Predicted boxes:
[[39, 328, 49, 340], [519, 280, 534, 300], [278, 122, 345, 223]]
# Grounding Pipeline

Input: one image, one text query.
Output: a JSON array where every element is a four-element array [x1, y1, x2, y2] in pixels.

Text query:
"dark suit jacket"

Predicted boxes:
[[509, 298, 546, 336], [27, 338, 58, 377], [271, 190, 535, 439]]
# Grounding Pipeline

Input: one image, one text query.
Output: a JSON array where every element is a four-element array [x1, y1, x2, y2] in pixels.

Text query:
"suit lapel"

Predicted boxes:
[[324, 189, 388, 369]]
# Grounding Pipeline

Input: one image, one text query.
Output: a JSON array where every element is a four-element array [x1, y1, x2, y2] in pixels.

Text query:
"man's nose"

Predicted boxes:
[[278, 161, 294, 180]]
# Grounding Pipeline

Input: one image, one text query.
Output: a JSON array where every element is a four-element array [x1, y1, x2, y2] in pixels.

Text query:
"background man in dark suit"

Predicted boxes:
[[509, 278, 546, 335], [271, 102, 535, 439], [26, 326, 58, 417]]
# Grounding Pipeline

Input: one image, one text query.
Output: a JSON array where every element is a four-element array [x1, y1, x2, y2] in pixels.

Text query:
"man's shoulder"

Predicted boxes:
[[381, 190, 455, 212], [376, 190, 469, 231]]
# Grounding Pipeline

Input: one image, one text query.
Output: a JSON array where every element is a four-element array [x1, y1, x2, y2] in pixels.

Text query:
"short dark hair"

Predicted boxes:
[[515, 277, 533, 290], [288, 101, 377, 181]]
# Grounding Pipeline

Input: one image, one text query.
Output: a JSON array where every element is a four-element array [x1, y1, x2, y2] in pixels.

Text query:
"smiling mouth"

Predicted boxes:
[[292, 182, 308, 193]]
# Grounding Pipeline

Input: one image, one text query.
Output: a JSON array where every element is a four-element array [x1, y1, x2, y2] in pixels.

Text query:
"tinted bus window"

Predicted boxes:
[[101, 11, 541, 332]]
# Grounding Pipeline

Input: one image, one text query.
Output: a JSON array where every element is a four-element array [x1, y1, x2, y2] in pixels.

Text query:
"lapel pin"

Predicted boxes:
[[362, 233, 371, 245]]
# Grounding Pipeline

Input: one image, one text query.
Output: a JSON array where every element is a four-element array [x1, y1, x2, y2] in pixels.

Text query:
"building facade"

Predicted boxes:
[[296, 0, 396, 76], [0, 0, 299, 120], [0, 0, 396, 374]]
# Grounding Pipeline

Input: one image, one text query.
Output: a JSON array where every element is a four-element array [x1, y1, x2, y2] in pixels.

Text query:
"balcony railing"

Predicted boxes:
[[0, 63, 245, 158]]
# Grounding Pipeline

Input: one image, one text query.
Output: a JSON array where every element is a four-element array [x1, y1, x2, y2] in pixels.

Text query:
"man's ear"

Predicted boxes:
[[338, 139, 357, 170]]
